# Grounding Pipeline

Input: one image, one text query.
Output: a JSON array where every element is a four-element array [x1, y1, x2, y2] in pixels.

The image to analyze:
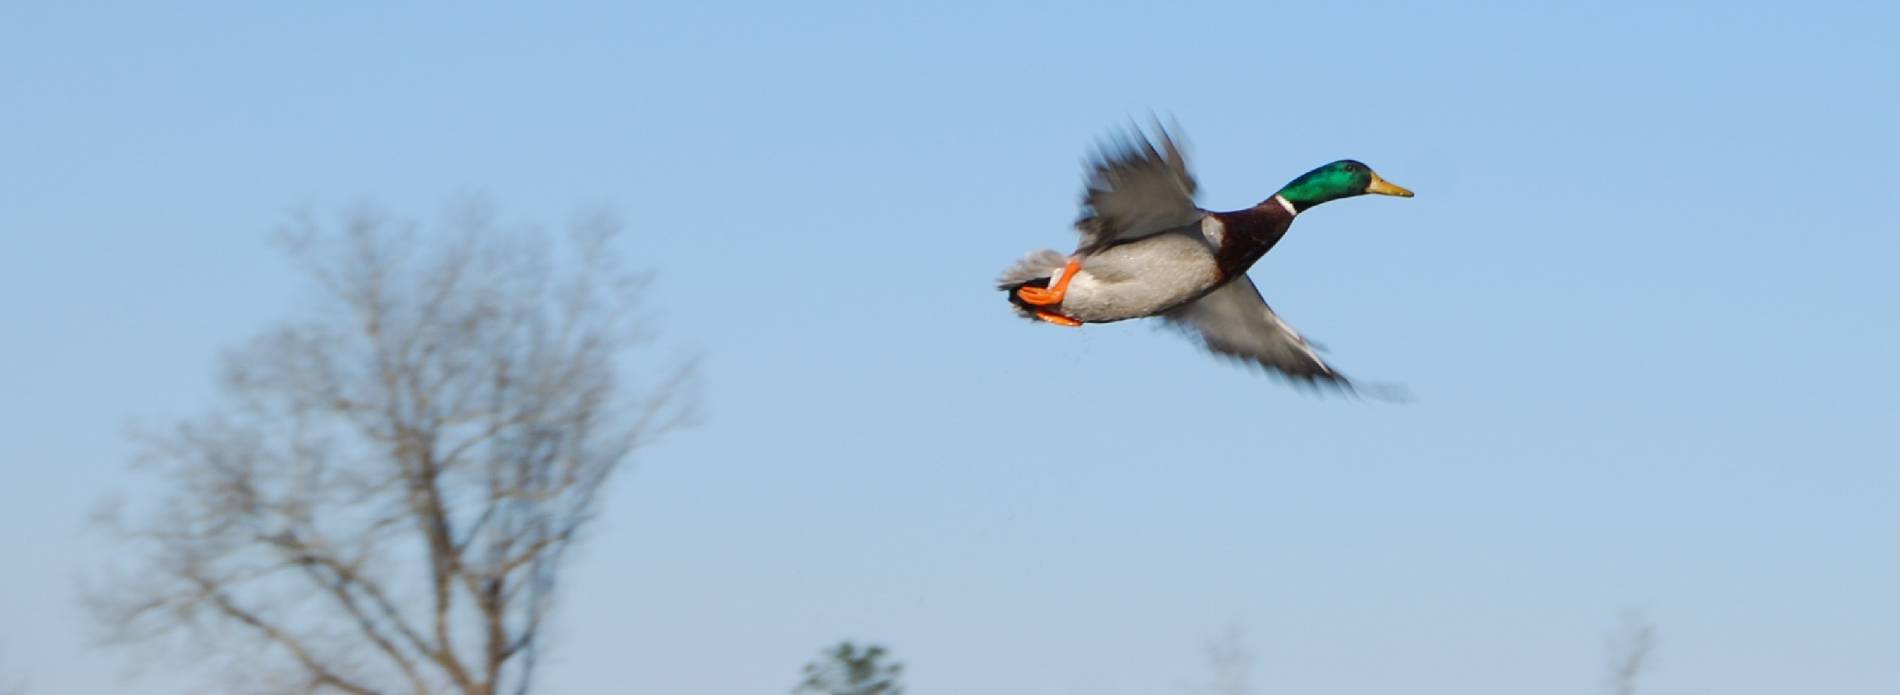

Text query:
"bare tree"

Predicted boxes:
[[88, 203, 697, 695], [0, 651, 22, 695], [1605, 614, 1657, 695], [794, 642, 903, 695], [1197, 626, 1254, 695]]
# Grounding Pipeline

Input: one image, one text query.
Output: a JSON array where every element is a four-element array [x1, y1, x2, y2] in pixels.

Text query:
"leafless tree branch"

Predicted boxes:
[[0, 650, 26, 695], [1606, 614, 1657, 695], [1197, 626, 1253, 695]]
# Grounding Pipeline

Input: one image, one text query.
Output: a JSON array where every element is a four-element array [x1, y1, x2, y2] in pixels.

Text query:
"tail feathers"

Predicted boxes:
[[997, 249, 1069, 321], [996, 249, 1068, 288]]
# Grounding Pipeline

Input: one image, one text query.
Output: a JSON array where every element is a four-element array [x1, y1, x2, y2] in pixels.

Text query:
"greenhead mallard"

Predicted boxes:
[[997, 122, 1413, 390]]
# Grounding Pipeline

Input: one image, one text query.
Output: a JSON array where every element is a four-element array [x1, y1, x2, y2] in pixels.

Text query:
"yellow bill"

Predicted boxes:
[[1366, 172, 1414, 197]]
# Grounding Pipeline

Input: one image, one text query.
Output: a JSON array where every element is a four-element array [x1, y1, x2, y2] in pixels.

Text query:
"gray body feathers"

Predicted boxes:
[[997, 229, 1221, 324]]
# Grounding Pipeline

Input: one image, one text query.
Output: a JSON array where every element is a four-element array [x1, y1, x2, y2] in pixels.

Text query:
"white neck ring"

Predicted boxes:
[[1272, 194, 1298, 216]]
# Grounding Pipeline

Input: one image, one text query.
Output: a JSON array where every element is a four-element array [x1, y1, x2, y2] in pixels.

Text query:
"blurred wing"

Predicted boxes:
[[1162, 274, 1354, 388], [1075, 121, 1202, 253]]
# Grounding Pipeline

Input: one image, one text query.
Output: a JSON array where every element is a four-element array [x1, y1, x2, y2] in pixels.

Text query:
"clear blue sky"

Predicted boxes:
[[3, 2, 1896, 694]]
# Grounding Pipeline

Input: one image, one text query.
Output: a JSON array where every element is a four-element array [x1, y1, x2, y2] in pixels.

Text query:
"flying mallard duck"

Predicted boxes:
[[997, 122, 1413, 391]]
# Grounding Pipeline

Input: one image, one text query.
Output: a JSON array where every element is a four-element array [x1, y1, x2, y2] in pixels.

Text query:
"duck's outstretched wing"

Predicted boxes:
[[1162, 274, 1357, 390], [1075, 121, 1201, 254]]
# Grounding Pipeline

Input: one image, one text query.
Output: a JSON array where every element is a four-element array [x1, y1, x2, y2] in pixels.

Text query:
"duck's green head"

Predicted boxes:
[[1275, 160, 1413, 212]]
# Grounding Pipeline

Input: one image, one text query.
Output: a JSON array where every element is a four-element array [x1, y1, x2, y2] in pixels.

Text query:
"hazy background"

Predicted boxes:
[[3, 2, 1897, 694]]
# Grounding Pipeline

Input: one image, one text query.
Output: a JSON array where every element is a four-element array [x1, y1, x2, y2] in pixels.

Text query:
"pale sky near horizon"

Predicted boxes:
[[3, 2, 1898, 694]]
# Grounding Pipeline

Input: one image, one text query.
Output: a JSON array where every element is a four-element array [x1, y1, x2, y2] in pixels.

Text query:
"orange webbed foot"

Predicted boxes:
[[1015, 257, 1082, 307], [1031, 309, 1082, 327]]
